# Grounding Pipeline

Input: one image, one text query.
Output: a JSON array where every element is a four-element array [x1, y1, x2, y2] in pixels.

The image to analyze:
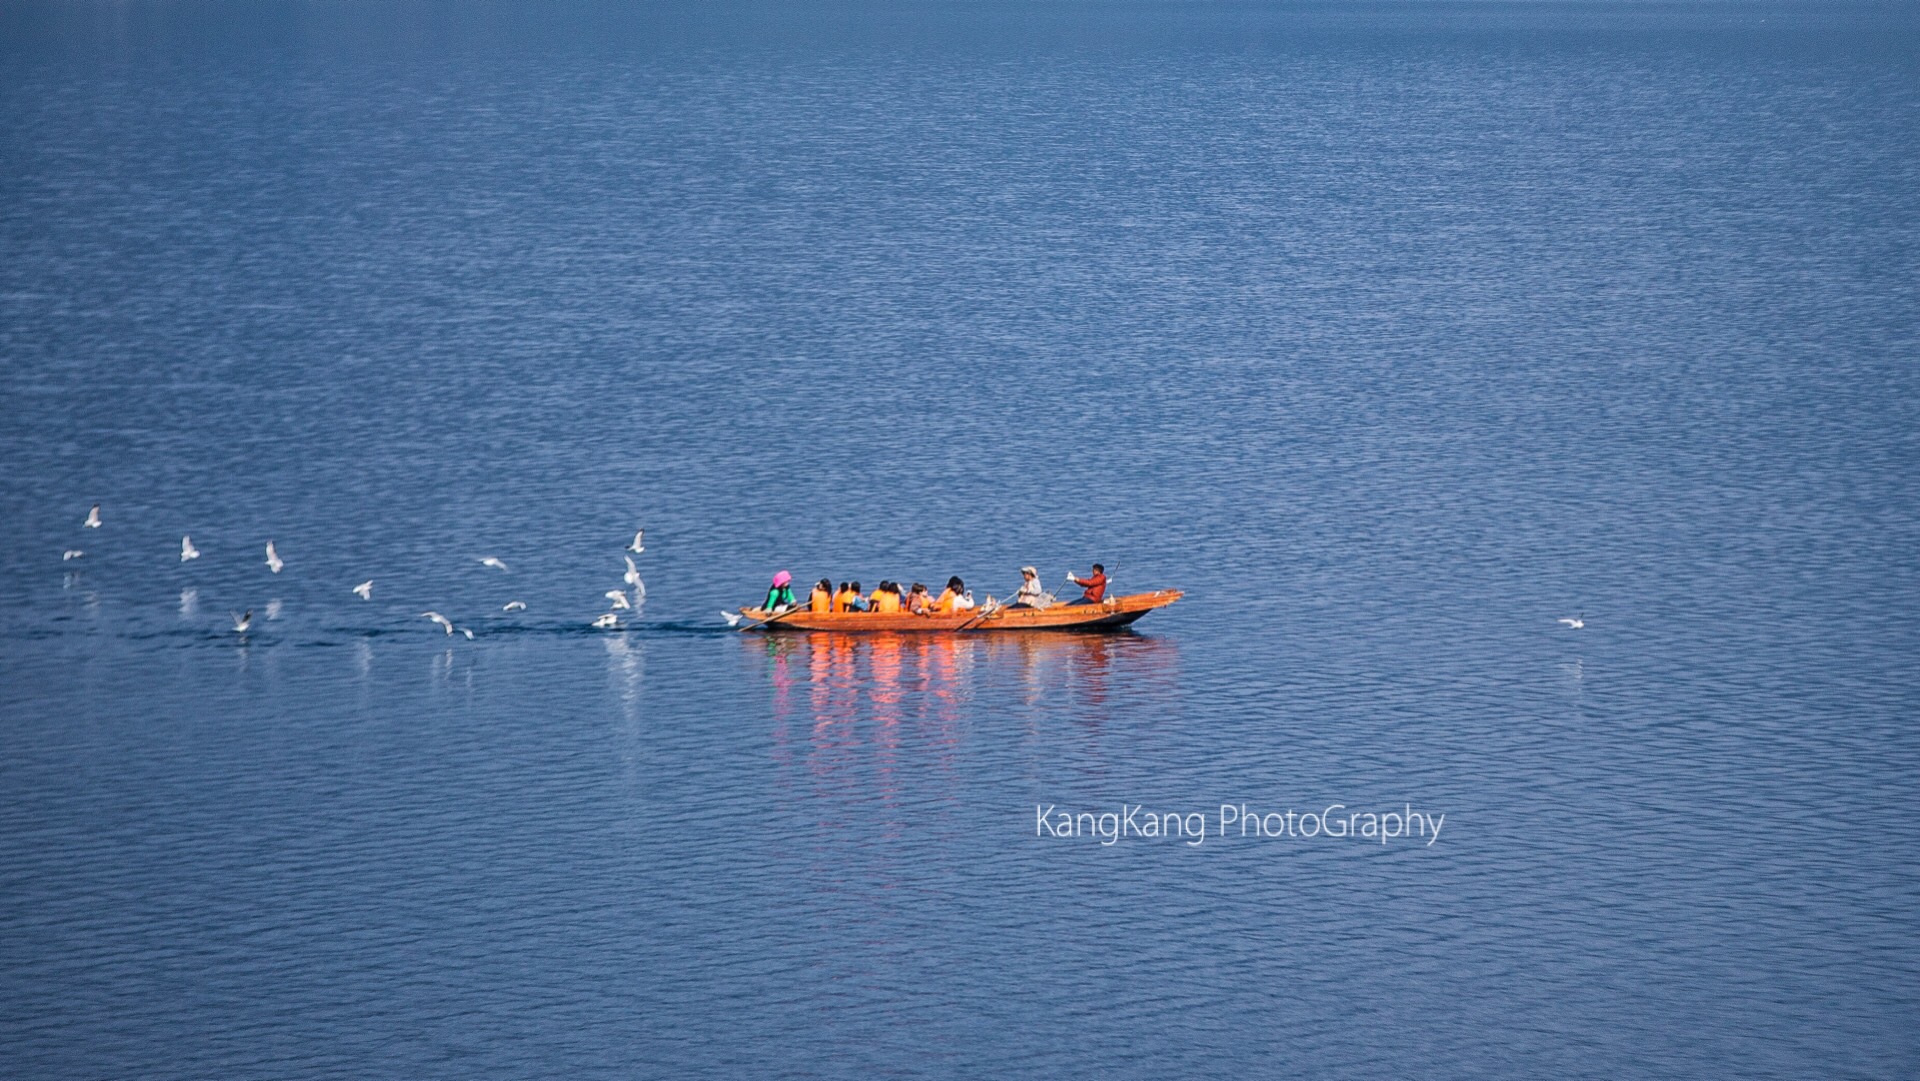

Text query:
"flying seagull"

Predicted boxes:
[[720, 610, 742, 627], [62, 549, 83, 561], [421, 611, 454, 635], [479, 557, 509, 571], [605, 589, 631, 610], [84, 504, 101, 529], [352, 581, 373, 600], [624, 555, 642, 587], [1558, 616, 1585, 629], [458, 627, 475, 640], [265, 540, 284, 574], [502, 600, 526, 612], [232, 609, 253, 633], [180, 536, 200, 562], [591, 612, 619, 629], [627, 530, 645, 554]]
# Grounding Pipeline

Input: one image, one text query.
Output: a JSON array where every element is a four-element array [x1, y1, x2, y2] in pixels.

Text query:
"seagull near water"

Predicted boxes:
[[62, 549, 84, 561], [592, 612, 619, 629], [232, 609, 253, 633], [84, 504, 101, 529], [502, 600, 526, 612], [1558, 616, 1586, 629], [422, 611, 454, 635], [265, 541, 284, 574], [479, 557, 509, 571], [720, 610, 742, 627], [624, 555, 642, 587], [605, 589, 631, 610], [352, 581, 373, 600], [627, 530, 645, 554], [180, 536, 200, 562]]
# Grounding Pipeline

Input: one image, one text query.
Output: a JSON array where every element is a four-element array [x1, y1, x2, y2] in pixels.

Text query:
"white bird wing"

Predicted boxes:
[[353, 581, 372, 599], [503, 600, 526, 611], [721, 610, 741, 626], [84, 506, 101, 528]]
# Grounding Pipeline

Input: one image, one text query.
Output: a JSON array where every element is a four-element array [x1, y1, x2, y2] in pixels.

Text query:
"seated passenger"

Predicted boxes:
[[809, 578, 834, 613], [764, 570, 797, 612], [1013, 566, 1047, 609], [907, 583, 933, 615], [833, 581, 854, 612], [847, 581, 870, 612], [1064, 563, 1107, 606], [935, 576, 975, 614], [873, 582, 902, 613]]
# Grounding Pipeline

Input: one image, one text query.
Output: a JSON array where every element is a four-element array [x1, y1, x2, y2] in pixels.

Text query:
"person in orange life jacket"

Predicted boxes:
[[1065, 563, 1106, 606], [832, 581, 854, 612], [907, 583, 933, 615], [872, 582, 902, 613], [809, 579, 834, 613], [935, 576, 977, 614]]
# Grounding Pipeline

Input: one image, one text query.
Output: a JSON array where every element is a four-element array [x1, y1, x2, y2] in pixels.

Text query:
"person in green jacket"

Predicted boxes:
[[763, 570, 797, 612]]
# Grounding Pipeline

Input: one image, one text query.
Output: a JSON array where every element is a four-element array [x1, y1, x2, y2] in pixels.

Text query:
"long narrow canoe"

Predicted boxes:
[[739, 589, 1183, 632]]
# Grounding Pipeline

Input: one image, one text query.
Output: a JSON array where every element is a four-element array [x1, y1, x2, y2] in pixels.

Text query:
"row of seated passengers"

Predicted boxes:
[[762, 564, 1109, 615]]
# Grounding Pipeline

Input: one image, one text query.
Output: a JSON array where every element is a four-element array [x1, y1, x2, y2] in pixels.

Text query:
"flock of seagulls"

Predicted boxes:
[[61, 504, 650, 638], [64, 508, 1582, 637]]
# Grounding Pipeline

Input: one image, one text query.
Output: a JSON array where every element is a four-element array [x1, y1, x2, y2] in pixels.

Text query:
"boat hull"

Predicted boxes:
[[740, 589, 1182, 633]]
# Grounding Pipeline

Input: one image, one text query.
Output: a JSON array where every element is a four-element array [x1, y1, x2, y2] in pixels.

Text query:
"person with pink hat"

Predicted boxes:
[[762, 570, 797, 612]]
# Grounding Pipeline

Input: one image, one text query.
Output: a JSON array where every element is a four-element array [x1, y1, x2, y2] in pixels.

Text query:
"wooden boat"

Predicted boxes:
[[738, 589, 1182, 632]]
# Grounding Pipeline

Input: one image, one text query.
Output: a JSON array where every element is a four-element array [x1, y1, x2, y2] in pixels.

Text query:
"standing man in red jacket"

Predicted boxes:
[[1065, 564, 1107, 606]]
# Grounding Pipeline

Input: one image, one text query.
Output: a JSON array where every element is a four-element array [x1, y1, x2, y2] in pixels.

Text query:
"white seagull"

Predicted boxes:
[[624, 555, 642, 587], [421, 611, 454, 635], [458, 627, 475, 640], [84, 504, 101, 529], [605, 589, 631, 610], [62, 549, 84, 561], [591, 612, 619, 629], [627, 530, 645, 554], [232, 609, 253, 633], [720, 610, 742, 627], [502, 600, 527, 612], [180, 536, 200, 561], [352, 581, 373, 600], [1558, 616, 1585, 629], [265, 540, 284, 574], [479, 557, 509, 571]]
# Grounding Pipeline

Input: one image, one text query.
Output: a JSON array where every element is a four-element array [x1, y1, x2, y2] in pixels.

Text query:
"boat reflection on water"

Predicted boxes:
[[755, 631, 1181, 822]]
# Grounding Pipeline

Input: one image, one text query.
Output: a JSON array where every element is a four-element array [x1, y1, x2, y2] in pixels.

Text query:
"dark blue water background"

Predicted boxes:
[[3, 2, 1917, 1077]]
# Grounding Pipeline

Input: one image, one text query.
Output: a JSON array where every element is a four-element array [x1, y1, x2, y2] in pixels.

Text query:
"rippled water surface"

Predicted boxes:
[[3, 2, 1918, 1077]]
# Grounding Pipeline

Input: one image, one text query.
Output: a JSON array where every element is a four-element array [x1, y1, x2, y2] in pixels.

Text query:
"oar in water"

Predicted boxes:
[[956, 597, 1006, 632], [734, 603, 809, 632]]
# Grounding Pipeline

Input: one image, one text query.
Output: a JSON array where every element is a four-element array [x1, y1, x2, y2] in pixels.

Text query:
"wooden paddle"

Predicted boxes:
[[734, 602, 807, 632], [955, 597, 1005, 632]]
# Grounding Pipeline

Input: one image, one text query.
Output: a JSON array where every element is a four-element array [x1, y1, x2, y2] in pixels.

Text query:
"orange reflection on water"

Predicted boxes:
[[756, 631, 1180, 791]]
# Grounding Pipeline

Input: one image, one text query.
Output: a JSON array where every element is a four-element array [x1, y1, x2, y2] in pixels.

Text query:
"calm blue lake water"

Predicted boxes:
[[3, 2, 1917, 1077]]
